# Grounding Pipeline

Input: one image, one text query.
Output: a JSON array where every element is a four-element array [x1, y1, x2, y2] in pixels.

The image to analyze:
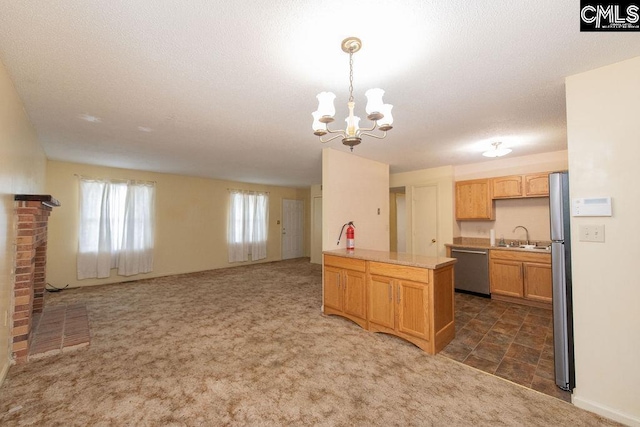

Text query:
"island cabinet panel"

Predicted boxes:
[[323, 249, 456, 355], [343, 270, 367, 320], [433, 266, 455, 335], [323, 255, 367, 329], [323, 266, 343, 311], [369, 276, 395, 329], [370, 261, 429, 283], [397, 280, 429, 340]]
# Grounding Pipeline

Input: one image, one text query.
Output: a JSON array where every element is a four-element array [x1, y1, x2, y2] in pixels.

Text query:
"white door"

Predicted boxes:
[[396, 193, 407, 252], [282, 199, 304, 260], [412, 185, 438, 257], [311, 196, 322, 264]]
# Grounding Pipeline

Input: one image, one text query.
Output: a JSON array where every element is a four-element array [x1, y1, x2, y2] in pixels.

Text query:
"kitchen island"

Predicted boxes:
[[322, 248, 457, 355]]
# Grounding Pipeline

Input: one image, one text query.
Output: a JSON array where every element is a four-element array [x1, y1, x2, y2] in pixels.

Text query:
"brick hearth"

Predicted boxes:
[[12, 195, 60, 363]]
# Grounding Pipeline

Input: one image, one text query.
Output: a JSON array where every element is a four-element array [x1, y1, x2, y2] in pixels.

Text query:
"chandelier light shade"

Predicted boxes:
[[311, 37, 394, 151], [482, 141, 512, 158]]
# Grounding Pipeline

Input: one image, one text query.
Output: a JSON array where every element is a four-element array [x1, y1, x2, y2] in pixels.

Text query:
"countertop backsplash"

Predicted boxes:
[[457, 197, 551, 243]]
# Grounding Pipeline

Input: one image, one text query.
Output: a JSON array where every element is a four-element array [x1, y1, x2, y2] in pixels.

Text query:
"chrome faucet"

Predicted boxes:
[[513, 226, 530, 245]]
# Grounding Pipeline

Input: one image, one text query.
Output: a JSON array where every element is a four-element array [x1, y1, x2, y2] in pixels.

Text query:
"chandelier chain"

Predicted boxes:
[[348, 50, 354, 103]]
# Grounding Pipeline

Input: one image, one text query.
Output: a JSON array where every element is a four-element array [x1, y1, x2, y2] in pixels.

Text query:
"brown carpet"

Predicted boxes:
[[0, 259, 617, 426]]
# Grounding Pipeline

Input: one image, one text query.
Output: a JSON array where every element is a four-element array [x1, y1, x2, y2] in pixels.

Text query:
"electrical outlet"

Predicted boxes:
[[579, 225, 605, 242]]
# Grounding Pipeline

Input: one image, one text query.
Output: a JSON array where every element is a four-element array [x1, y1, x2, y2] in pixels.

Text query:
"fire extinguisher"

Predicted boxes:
[[337, 221, 355, 250]]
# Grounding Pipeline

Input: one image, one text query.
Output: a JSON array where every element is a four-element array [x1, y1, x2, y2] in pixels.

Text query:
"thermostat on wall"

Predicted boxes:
[[572, 197, 612, 217]]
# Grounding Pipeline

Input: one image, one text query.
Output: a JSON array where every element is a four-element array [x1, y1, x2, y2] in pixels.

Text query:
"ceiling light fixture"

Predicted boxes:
[[482, 141, 512, 158], [311, 37, 394, 151]]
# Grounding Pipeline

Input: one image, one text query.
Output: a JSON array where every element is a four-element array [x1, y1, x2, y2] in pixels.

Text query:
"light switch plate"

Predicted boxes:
[[579, 225, 605, 242]]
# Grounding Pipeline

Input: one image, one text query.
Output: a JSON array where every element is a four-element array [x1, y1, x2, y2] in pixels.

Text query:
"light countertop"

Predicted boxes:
[[446, 242, 551, 254], [323, 248, 457, 270]]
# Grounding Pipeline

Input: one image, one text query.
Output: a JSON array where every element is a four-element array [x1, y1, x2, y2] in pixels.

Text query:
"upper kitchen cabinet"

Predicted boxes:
[[492, 173, 550, 199], [455, 179, 494, 220], [523, 173, 550, 197], [492, 175, 523, 198]]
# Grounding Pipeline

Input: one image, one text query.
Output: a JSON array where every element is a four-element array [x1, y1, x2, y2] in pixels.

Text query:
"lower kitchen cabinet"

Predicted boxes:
[[490, 259, 524, 298], [523, 262, 553, 303], [490, 250, 552, 306], [323, 256, 367, 329], [369, 275, 430, 341]]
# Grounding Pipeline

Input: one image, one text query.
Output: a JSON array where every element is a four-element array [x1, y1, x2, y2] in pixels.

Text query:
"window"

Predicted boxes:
[[77, 178, 155, 279], [227, 190, 269, 263]]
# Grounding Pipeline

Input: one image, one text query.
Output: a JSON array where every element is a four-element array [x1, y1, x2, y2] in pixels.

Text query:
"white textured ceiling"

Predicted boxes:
[[1, 1, 639, 187]]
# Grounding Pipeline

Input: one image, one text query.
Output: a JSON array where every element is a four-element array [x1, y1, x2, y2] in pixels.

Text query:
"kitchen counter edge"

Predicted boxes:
[[323, 248, 457, 270], [445, 243, 551, 254]]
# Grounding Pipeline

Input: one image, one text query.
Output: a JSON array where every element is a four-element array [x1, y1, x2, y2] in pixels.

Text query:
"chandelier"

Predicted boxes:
[[312, 37, 394, 151]]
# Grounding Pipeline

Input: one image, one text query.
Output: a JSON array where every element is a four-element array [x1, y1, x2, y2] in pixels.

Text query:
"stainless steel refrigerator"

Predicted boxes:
[[549, 171, 575, 391]]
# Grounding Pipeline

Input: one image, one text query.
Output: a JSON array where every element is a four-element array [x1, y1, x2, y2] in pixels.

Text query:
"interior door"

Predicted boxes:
[[282, 199, 304, 259], [412, 185, 438, 257], [311, 196, 322, 264]]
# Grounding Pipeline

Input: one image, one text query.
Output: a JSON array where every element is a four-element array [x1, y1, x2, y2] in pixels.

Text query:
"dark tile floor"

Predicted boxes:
[[441, 292, 571, 402]]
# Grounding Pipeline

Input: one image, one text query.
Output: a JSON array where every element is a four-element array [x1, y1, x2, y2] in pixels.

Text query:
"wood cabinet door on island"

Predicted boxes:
[[368, 275, 395, 329], [343, 269, 367, 320], [368, 276, 430, 341], [397, 280, 430, 340], [323, 266, 343, 312], [323, 255, 367, 329]]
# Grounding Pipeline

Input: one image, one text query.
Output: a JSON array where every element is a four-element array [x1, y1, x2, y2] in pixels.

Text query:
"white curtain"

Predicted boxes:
[[228, 190, 269, 263], [77, 178, 155, 279]]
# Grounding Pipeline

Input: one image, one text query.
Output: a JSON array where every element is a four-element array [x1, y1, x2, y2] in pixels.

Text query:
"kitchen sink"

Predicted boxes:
[[497, 244, 550, 251]]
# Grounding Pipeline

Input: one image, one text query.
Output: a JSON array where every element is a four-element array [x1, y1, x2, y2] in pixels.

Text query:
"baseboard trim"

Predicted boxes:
[[573, 395, 640, 426], [0, 358, 10, 387]]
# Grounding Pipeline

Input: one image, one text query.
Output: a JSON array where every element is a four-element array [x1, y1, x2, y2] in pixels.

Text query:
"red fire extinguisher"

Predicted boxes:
[[337, 221, 356, 250]]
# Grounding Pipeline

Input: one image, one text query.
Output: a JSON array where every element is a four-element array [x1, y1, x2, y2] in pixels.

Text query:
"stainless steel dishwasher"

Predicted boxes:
[[450, 247, 490, 297]]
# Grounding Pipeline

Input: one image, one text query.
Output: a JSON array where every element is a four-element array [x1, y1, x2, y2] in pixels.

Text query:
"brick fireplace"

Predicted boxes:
[[12, 195, 60, 363]]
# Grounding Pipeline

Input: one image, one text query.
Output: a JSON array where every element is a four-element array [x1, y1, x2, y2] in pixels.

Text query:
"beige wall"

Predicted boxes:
[[453, 150, 568, 180], [322, 148, 389, 252], [459, 198, 551, 243], [46, 161, 310, 288], [0, 60, 47, 381], [566, 57, 640, 424], [390, 165, 455, 257]]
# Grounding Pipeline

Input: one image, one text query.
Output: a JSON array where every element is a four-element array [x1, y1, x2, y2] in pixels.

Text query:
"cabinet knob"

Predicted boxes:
[[431, 239, 436, 243]]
